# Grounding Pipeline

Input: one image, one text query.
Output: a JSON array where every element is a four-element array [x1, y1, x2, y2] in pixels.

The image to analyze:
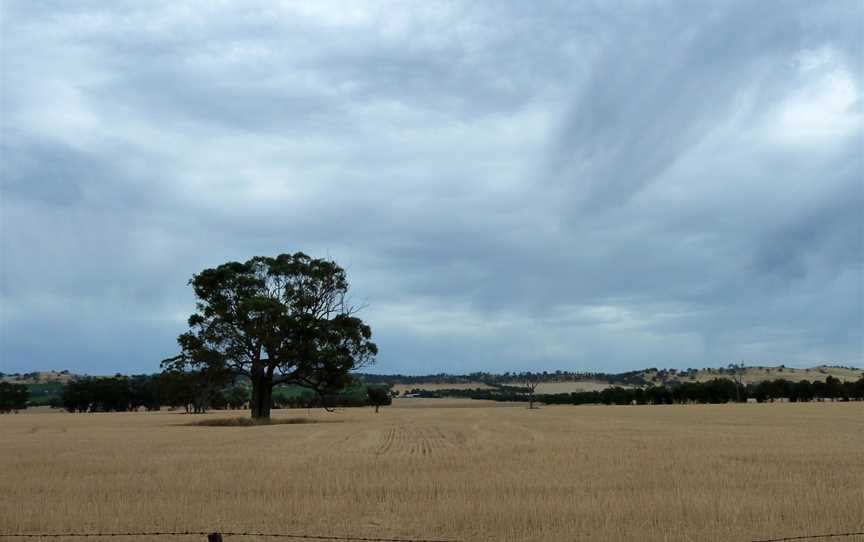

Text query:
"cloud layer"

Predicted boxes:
[[2, 1, 862, 374]]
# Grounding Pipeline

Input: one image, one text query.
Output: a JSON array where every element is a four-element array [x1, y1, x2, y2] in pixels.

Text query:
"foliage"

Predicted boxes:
[[24, 382, 65, 406], [159, 368, 232, 414], [0, 382, 30, 413], [61, 376, 162, 413], [270, 383, 390, 409], [163, 252, 377, 419], [404, 376, 864, 405], [366, 385, 392, 413], [221, 384, 251, 410], [54, 375, 392, 414]]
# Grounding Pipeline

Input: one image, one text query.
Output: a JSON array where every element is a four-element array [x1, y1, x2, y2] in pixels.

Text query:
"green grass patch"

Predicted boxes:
[[271, 385, 317, 401], [26, 382, 65, 406]]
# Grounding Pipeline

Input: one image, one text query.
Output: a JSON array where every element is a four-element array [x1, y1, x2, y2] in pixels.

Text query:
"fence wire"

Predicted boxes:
[[0, 532, 457, 542], [751, 532, 864, 542]]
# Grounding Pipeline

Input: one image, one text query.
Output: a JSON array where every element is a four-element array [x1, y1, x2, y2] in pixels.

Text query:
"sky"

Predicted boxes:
[[1, 1, 862, 376]]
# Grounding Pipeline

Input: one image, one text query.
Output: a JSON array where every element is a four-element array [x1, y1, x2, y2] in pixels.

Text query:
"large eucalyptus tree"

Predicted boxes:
[[163, 253, 377, 420]]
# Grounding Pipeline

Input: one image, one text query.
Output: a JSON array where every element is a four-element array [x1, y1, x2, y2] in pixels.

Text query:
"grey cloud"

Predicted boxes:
[[1, 0, 861, 374], [549, 1, 808, 211]]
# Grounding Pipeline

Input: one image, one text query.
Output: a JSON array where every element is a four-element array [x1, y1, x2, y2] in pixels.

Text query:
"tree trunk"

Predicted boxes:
[[250, 377, 273, 420]]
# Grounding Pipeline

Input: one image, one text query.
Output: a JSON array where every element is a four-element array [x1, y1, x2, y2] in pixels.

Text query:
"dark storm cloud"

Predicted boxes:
[[1, 1, 861, 374]]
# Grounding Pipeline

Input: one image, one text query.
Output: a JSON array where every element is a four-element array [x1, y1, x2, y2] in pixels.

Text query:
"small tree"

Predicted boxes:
[[157, 371, 195, 412], [366, 386, 391, 413], [163, 253, 377, 420], [158, 365, 231, 414], [224, 385, 251, 410], [62, 380, 94, 412], [824, 375, 843, 400], [728, 362, 745, 402], [523, 374, 539, 409], [0, 382, 29, 413]]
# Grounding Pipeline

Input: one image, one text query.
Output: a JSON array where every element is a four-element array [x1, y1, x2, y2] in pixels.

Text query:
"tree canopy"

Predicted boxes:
[[162, 252, 377, 419], [0, 382, 29, 413], [366, 386, 391, 413]]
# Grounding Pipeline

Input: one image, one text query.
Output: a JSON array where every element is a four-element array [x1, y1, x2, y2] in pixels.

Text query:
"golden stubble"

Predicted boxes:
[[1, 401, 862, 542]]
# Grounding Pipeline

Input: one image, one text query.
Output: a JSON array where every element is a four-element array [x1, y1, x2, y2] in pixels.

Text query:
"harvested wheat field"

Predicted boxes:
[[1, 401, 863, 542]]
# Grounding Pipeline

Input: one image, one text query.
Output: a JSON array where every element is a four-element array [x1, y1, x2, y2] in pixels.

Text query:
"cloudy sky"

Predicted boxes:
[[1, 1, 862, 375]]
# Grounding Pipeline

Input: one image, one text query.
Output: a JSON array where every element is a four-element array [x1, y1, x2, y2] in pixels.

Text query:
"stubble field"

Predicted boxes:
[[1, 401, 862, 542]]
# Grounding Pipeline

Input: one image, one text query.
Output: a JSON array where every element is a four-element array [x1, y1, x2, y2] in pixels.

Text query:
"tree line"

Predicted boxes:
[[404, 376, 864, 405], [58, 373, 250, 413], [54, 374, 391, 414], [2, 373, 391, 416], [5, 372, 862, 413], [358, 369, 654, 387]]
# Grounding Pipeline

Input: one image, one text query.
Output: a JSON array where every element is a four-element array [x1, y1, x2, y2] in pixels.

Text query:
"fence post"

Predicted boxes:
[[207, 533, 223, 542]]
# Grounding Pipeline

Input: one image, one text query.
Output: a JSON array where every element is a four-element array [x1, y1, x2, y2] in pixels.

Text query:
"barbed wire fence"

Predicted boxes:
[[0, 533, 455, 542], [0, 533, 454, 542], [751, 532, 864, 542], [1, 530, 863, 541]]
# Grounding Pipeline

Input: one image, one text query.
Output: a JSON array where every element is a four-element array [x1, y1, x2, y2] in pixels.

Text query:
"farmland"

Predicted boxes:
[[392, 381, 615, 395], [2, 401, 862, 542]]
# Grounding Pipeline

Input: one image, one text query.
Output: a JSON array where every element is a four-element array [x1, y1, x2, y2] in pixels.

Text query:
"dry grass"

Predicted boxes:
[[1, 401, 862, 542], [533, 380, 621, 393]]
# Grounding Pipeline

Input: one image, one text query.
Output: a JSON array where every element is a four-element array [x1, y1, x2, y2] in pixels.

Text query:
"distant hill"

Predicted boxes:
[[358, 364, 863, 393], [4, 364, 861, 390], [0, 372, 76, 407], [0, 371, 77, 385], [639, 365, 862, 386]]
